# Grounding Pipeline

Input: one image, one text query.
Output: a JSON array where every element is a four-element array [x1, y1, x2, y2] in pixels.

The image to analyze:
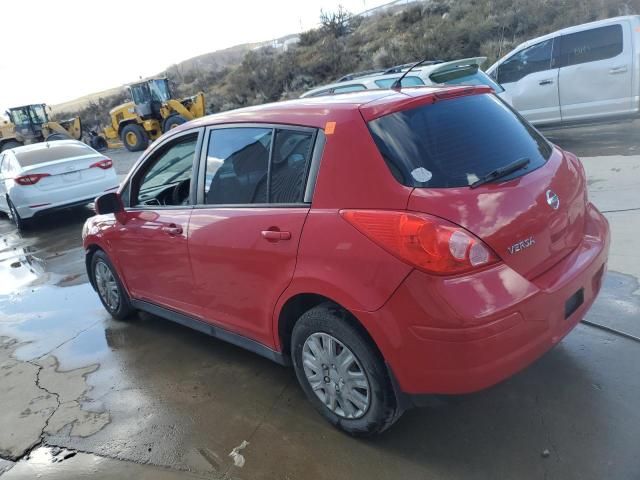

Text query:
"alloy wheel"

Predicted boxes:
[[302, 332, 371, 419], [94, 261, 120, 312]]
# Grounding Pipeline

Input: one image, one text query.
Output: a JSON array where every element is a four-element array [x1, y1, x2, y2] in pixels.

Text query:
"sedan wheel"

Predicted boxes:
[[94, 260, 121, 312], [302, 332, 371, 419]]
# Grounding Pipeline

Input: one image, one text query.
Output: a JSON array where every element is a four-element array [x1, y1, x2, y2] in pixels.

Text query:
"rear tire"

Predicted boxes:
[[7, 197, 28, 231], [91, 250, 135, 321], [163, 115, 187, 132], [1, 140, 22, 152], [121, 123, 149, 152], [291, 303, 400, 436]]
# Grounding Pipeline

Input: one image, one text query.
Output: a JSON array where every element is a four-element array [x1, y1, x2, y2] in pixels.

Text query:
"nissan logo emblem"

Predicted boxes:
[[546, 190, 560, 210]]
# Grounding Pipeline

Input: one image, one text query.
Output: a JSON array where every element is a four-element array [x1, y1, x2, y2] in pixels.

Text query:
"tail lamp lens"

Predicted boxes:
[[340, 210, 500, 275], [90, 159, 113, 169], [14, 173, 50, 185]]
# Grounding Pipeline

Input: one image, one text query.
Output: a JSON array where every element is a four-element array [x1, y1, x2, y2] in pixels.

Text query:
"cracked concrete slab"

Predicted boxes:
[[0, 338, 109, 461], [0, 337, 57, 460]]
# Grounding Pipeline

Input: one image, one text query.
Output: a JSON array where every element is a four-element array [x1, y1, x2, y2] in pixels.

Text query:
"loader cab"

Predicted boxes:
[[6, 104, 49, 141], [128, 79, 172, 119]]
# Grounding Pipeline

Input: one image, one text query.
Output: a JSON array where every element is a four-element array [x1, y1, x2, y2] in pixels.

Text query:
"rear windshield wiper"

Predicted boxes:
[[470, 157, 530, 189]]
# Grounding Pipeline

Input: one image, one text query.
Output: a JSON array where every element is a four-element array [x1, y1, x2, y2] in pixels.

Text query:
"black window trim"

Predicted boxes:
[[122, 126, 205, 211], [194, 122, 323, 209]]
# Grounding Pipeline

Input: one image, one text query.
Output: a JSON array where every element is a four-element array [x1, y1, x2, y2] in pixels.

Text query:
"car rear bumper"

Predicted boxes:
[[356, 203, 610, 396], [12, 176, 119, 219]]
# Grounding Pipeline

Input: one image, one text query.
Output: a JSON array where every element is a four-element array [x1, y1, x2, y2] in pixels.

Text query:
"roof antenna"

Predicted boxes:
[[391, 57, 430, 90]]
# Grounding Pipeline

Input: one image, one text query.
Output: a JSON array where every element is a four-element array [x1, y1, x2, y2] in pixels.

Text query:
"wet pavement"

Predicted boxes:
[[0, 125, 639, 479]]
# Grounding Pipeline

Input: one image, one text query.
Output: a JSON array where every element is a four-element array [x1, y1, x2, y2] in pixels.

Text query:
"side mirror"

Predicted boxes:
[[95, 192, 124, 215]]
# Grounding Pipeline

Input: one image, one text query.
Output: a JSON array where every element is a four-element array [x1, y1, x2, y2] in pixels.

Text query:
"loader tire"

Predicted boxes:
[[46, 133, 70, 142], [0, 140, 22, 152], [163, 115, 187, 132], [90, 136, 108, 151], [121, 124, 149, 152]]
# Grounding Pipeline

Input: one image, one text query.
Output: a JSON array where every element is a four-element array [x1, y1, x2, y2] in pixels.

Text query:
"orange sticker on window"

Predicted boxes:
[[324, 121, 336, 135]]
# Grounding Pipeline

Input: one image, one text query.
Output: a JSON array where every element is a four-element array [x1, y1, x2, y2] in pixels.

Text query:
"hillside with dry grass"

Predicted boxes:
[[56, 0, 640, 133]]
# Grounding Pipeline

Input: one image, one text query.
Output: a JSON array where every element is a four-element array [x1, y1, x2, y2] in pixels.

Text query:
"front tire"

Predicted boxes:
[[91, 250, 134, 320], [1, 140, 22, 152], [46, 133, 70, 142], [291, 304, 400, 436], [163, 115, 187, 132], [121, 123, 149, 152]]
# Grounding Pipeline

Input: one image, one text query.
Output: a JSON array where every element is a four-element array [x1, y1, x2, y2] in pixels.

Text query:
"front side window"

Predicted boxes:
[[368, 93, 552, 188], [558, 24, 623, 67], [133, 134, 198, 207], [204, 127, 314, 205], [374, 76, 425, 88], [29, 105, 47, 124], [497, 39, 553, 84]]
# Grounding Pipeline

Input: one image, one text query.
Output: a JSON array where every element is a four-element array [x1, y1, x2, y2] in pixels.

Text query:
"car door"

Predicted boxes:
[[558, 22, 633, 121], [188, 124, 321, 347], [110, 128, 203, 315], [496, 38, 561, 125]]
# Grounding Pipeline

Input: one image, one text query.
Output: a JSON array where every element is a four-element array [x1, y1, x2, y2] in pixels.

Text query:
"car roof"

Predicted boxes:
[[300, 57, 489, 98], [171, 84, 492, 135]]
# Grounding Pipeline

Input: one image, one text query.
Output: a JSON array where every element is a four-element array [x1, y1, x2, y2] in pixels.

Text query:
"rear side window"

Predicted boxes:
[[430, 67, 504, 93], [205, 128, 272, 205], [558, 24, 623, 67], [497, 39, 553, 84], [368, 94, 552, 188], [374, 76, 425, 88], [204, 127, 314, 205]]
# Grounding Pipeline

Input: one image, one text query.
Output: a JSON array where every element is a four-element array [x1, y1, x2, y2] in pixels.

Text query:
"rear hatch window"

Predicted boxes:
[[430, 66, 505, 92], [16, 143, 95, 167], [368, 93, 552, 188]]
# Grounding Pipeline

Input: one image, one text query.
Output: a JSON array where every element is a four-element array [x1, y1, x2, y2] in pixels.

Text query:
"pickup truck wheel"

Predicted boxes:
[[291, 304, 401, 436]]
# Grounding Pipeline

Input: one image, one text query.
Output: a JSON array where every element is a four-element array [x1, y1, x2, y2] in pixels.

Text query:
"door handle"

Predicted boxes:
[[261, 229, 291, 241], [609, 65, 628, 74], [539, 79, 554, 85], [162, 223, 183, 235]]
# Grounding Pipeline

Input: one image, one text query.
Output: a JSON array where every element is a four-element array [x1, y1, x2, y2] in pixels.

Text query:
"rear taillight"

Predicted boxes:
[[340, 210, 500, 275], [90, 159, 113, 169], [14, 173, 50, 186]]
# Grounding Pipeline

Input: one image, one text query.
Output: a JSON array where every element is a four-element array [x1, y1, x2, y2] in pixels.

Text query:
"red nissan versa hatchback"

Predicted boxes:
[[83, 85, 610, 436]]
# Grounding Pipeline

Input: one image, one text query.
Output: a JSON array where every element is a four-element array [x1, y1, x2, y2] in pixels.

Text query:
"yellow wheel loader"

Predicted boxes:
[[101, 78, 205, 152], [0, 104, 82, 152]]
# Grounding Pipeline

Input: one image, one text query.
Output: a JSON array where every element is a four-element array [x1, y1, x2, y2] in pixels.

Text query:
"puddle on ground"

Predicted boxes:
[[1, 446, 208, 479]]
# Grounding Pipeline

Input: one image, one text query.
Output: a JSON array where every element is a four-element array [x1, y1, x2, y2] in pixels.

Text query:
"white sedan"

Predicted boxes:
[[0, 140, 119, 230]]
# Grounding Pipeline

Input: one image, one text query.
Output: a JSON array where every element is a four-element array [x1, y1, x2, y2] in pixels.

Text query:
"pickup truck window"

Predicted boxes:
[[497, 39, 553, 84], [558, 24, 623, 67]]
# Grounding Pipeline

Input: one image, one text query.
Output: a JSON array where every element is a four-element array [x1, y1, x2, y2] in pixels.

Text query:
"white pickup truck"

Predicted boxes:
[[487, 15, 640, 126]]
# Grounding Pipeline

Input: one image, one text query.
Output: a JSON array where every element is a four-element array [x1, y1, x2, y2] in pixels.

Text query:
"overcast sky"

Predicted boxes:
[[1, 0, 391, 113]]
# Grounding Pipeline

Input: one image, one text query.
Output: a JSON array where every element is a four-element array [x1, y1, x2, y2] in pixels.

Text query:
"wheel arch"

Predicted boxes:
[[276, 292, 386, 366]]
